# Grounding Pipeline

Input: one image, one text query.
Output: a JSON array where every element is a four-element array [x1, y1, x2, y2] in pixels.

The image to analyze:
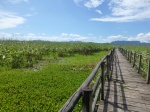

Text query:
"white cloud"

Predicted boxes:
[[61, 33, 68, 36], [74, 0, 104, 8], [95, 10, 102, 14], [103, 35, 127, 43], [61, 33, 92, 42], [91, 14, 150, 22], [0, 32, 103, 43], [128, 32, 150, 43], [103, 32, 150, 43], [1, 32, 150, 43], [61, 33, 80, 37], [28, 33, 35, 36], [84, 0, 104, 8], [0, 10, 26, 29], [91, 0, 150, 22], [0, 32, 12, 40], [74, 0, 82, 5], [69, 34, 80, 37]]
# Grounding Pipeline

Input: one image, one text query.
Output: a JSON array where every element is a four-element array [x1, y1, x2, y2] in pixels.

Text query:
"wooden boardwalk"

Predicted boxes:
[[98, 49, 150, 112]]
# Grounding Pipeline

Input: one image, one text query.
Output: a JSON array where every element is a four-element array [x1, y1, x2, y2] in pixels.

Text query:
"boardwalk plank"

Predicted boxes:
[[97, 49, 150, 112]]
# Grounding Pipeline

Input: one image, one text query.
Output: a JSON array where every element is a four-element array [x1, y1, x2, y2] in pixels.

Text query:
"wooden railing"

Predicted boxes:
[[59, 48, 115, 112], [119, 48, 150, 84]]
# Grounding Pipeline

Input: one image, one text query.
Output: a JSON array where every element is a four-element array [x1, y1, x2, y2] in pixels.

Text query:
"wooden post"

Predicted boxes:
[[111, 50, 114, 71], [124, 48, 125, 55], [133, 52, 136, 67], [107, 55, 110, 81], [138, 55, 142, 73], [146, 59, 150, 84], [126, 50, 127, 57], [121, 48, 123, 55], [123, 49, 125, 55], [129, 51, 132, 63], [82, 87, 93, 112], [109, 51, 112, 71], [101, 62, 105, 100], [127, 51, 130, 60]]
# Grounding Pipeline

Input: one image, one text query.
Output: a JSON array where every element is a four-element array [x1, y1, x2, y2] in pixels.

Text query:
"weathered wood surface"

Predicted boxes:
[[97, 49, 150, 112]]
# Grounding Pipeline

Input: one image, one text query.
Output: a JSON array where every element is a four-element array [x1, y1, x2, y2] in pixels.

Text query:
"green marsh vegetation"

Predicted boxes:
[[0, 41, 112, 111]]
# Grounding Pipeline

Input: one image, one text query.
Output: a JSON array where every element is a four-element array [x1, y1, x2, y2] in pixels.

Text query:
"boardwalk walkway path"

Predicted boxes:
[[98, 49, 150, 112]]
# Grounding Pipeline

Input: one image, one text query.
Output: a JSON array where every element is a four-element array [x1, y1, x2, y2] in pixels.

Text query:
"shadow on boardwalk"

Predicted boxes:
[[98, 49, 150, 112]]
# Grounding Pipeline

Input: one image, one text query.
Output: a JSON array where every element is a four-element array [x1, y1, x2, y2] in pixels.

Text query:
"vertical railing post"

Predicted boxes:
[[129, 51, 132, 63], [126, 50, 128, 59], [123, 49, 125, 55], [101, 62, 105, 100], [107, 55, 110, 81], [138, 55, 142, 73], [124, 49, 125, 56], [127, 51, 130, 60], [133, 52, 136, 67], [110, 51, 112, 71], [109, 50, 114, 81], [82, 87, 92, 112], [146, 59, 150, 84], [121, 48, 123, 55]]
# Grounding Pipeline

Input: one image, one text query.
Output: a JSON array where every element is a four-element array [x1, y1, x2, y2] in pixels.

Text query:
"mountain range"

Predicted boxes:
[[111, 41, 150, 46]]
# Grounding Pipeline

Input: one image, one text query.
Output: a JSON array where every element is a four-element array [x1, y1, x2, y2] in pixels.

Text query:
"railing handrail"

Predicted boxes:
[[59, 48, 115, 112]]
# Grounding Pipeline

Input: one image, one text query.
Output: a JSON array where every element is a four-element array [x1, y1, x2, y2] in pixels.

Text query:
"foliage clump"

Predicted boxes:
[[0, 41, 112, 69]]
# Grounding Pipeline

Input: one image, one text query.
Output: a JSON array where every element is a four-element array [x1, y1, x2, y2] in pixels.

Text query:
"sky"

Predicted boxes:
[[0, 0, 150, 43]]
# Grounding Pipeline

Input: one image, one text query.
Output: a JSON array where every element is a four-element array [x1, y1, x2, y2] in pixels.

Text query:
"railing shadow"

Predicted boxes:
[[102, 49, 128, 112]]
